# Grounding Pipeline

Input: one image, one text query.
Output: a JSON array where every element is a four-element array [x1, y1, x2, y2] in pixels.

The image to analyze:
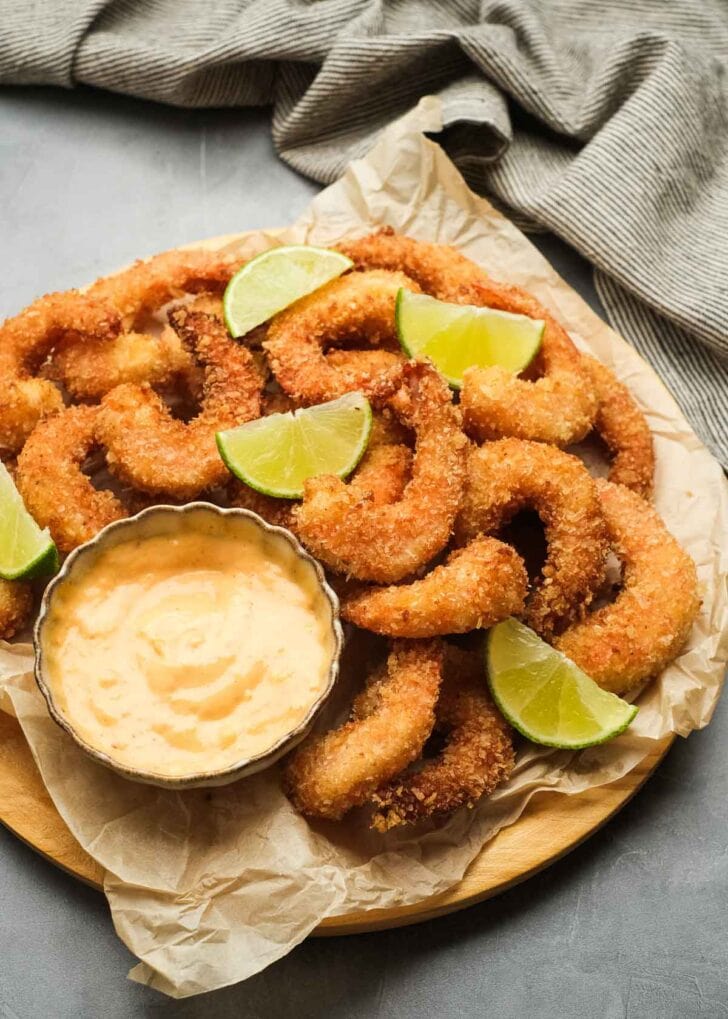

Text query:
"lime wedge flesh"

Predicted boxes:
[[396, 289, 544, 388], [487, 618, 637, 749], [217, 391, 372, 499], [223, 245, 353, 338], [0, 462, 58, 580]]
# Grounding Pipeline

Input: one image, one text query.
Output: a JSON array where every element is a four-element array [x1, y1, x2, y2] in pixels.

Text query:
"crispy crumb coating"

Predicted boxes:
[[340, 536, 528, 638], [455, 439, 609, 637], [554, 480, 699, 694], [370, 646, 515, 831], [0, 579, 33, 640], [339, 229, 597, 446], [264, 269, 416, 405], [16, 405, 128, 553], [584, 356, 655, 498], [284, 640, 445, 820], [295, 361, 468, 583], [97, 309, 263, 499]]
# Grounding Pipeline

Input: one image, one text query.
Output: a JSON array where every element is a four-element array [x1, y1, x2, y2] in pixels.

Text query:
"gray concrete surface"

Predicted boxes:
[[0, 86, 726, 1019]]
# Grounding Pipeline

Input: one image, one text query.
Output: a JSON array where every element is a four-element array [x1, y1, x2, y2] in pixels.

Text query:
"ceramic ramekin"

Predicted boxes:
[[33, 502, 343, 789]]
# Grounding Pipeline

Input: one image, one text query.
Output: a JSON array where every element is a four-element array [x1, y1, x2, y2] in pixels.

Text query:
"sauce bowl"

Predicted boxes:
[[33, 502, 343, 789]]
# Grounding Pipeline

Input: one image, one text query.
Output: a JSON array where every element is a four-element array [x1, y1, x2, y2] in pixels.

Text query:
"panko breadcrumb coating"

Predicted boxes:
[[370, 646, 515, 831], [295, 361, 467, 583], [0, 579, 33, 640], [97, 308, 264, 499], [284, 640, 445, 820], [456, 439, 609, 637], [340, 536, 527, 638], [264, 269, 416, 406], [16, 405, 128, 554], [554, 480, 699, 694], [584, 356, 655, 498]]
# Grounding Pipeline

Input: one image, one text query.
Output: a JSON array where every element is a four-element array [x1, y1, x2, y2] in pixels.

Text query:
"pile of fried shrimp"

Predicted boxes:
[[0, 229, 700, 832]]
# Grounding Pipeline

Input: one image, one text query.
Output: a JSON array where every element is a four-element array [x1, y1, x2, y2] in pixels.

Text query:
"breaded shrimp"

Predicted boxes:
[[98, 309, 263, 499], [455, 439, 609, 637], [555, 480, 699, 694], [340, 230, 597, 446], [284, 640, 445, 820], [295, 361, 467, 583], [0, 579, 33, 640], [340, 536, 528, 638], [584, 356, 655, 498], [15, 405, 128, 554], [264, 270, 416, 405], [370, 646, 515, 831]]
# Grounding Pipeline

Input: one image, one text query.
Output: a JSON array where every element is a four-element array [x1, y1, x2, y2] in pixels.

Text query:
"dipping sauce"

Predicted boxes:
[[40, 512, 338, 779]]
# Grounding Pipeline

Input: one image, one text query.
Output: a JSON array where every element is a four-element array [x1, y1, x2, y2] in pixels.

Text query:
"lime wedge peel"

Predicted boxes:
[[217, 391, 372, 499], [0, 463, 58, 580], [223, 245, 353, 338], [486, 617, 638, 750], [395, 289, 544, 389]]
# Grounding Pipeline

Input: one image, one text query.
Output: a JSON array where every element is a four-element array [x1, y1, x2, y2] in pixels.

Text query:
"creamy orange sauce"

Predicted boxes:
[[43, 516, 336, 778]]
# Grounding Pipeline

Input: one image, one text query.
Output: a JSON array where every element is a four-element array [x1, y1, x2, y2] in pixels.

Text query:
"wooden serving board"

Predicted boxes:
[[0, 709, 673, 934]]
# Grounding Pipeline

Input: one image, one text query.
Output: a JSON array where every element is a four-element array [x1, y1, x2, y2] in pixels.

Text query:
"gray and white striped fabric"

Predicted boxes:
[[1, 0, 726, 462]]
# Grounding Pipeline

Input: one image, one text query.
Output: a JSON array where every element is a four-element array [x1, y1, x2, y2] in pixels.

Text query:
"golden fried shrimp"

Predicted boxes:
[[338, 228, 492, 301], [0, 579, 33, 640], [368, 406, 412, 449], [370, 647, 515, 831], [85, 248, 235, 325], [584, 356, 654, 498], [227, 481, 296, 531], [0, 292, 119, 455], [98, 309, 263, 499], [15, 405, 128, 554], [263, 270, 417, 405], [347, 444, 411, 506], [340, 537, 528, 638], [326, 347, 403, 378], [49, 252, 237, 401], [455, 439, 609, 637], [51, 326, 193, 401], [340, 230, 597, 446], [295, 361, 467, 583], [283, 640, 445, 821], [554, 480, 699, 694]]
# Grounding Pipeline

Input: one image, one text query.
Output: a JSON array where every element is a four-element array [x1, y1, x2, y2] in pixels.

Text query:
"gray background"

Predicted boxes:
[[0, 87, 726, 1019]]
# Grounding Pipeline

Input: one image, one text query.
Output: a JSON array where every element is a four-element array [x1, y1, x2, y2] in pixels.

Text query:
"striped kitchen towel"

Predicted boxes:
[[1, 0, 726, 462]]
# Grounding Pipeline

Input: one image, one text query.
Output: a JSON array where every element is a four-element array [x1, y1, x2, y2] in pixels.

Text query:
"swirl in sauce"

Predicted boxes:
[[43, 516, 336, 778]]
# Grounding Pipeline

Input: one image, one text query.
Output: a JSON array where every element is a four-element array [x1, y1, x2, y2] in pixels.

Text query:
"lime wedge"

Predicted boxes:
[[396, 289, 544, 388], [0, 463, 58, 580], [217, 391, 372, 499], [223, 245, 353, 338], [486, 618, 637, 749]]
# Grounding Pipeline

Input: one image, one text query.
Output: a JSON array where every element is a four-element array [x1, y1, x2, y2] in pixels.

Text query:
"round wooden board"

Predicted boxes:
[[0, 710, 674, 935]]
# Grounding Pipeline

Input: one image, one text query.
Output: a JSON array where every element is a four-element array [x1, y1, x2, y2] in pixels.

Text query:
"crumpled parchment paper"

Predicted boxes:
[[1, 97, 726, 998]]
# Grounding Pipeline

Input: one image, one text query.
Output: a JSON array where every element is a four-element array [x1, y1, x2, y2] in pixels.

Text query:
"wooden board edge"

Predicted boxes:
[[0, 710, 673, 935]]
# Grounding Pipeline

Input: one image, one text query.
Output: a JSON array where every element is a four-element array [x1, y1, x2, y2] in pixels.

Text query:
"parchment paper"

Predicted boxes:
[[1, 97, 727, 998]]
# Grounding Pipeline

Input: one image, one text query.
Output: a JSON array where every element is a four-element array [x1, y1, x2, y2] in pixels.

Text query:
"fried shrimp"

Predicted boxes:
[[15, 405, 128, 554], [0, 579, 33, 640], [340, 229, 597, 446], [51, 326, 193, 402], [347, 444, 412, 506], [370, 647, 515, 831], [455, 439, 609, 637], [284, 640, 445, 821], [295, 361, 467, 583], [50, 251, 237, 401], [554, 480, 699, 694], [0, 292, 119, 455], [584, 356, 655, 498], [98, 309, 263, 499], [263, 270, 416, 405], [340, 537, 528, 638]]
